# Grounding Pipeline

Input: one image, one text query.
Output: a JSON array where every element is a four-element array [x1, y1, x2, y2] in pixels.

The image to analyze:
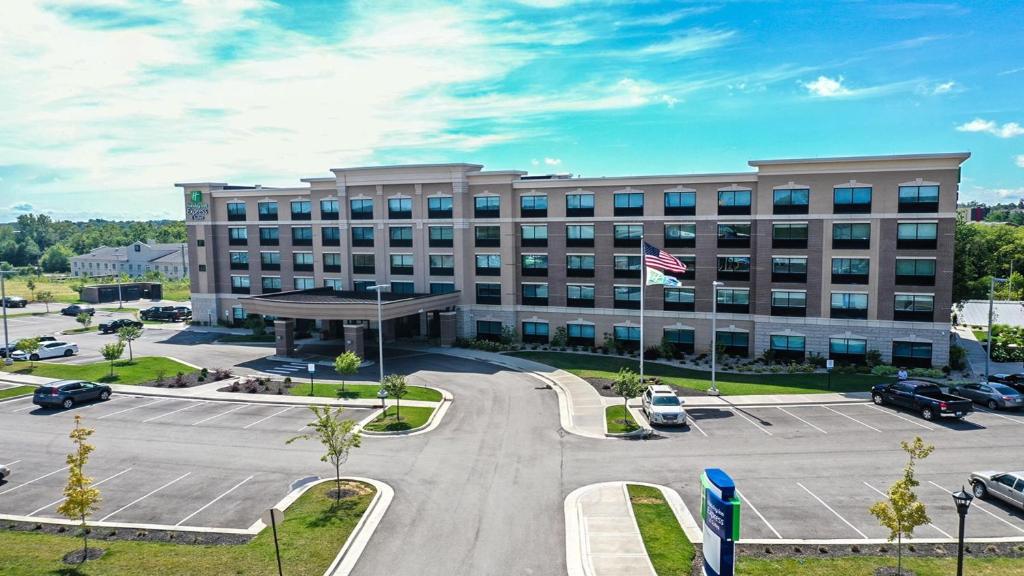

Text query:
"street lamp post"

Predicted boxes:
[[952, 485, 973, 576], [369, 284, 390, 385], [1, 270, 12, 366], [710, 281, 724, 396], [985, 277, 1007, 383]]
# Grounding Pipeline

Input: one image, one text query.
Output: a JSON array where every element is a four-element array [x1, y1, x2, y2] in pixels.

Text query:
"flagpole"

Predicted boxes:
[[639, 234, 645, 383]]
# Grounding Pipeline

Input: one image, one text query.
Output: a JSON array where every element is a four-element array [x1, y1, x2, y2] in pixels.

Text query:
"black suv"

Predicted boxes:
[[1, 296, 27, 308], [98, 318, 144, 334], [60, 304, 95, 317]]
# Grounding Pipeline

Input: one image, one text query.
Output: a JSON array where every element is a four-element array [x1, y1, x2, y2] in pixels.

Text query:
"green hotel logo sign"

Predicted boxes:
[[190, 190, 202, 203], [186, 190, 210, 221]]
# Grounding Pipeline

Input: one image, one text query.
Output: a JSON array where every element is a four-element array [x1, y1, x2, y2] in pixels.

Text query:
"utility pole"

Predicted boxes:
[[1, 269, 11, 366]]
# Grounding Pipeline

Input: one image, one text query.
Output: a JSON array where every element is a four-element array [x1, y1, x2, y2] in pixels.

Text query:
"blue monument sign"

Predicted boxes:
[[700, 468, 741, 576]]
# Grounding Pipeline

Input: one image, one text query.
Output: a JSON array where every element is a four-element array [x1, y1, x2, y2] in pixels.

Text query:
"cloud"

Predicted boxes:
[[802, 75, 852, 97], [544, 157, 561, 166], [932, 81, 956, 94], [10, 202, 33, 213], [956, 118, 1024, 138], [633, 29, 736, 59], [999, 66, 1024, 76], [1016, 155, 1024, 168], [615, 7, 721, 27], [961, 186, 1024, 204]]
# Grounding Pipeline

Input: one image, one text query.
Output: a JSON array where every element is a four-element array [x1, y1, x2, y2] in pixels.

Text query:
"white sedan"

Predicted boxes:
[[11, 341, 79, 361]]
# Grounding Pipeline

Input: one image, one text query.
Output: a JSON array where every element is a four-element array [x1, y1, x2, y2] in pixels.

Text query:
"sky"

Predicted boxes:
[[0, 0, 1022, 222]]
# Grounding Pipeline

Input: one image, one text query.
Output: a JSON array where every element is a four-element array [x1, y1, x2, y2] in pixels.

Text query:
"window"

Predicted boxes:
[[522, 321, 549, 344], [291, 226, 313, 246], [664, 191, 696, 216], [567, 323, 596, 346], [474, 196, 500, 218], [896, 259, 936, 286], [772, 223, 808, 249], [614, 224, 643, 247], [428, 196, 453, 218], [566, 224, 594, 247], [320, 199, 339, 220], [898, 185, 939, 213], [323, 253, 341, 273], [261, 276, 281, 293], [566, 193, 594, 217], [259, 227, 280, 245], [717, 256, 750, 281], [258, 201, 278, 221], [716, 288, 750, 313], [392, 281, 415, 294], [476, 320, 503, 341], [771, 291, 807, 317], [717, 223, 751, 248], [770, 335, 806, 361], [227, 202, 246, 221], [352, 225, 372, 245], [352, 253, 375, 274], [226, 251, 247, 271], [832, 223, 871, 249], [324, 278, 343, 291], [429, 226, 454, 247], [429, 254, 455, 276], [894, 294, 934, 321], [831, 258, 870, 284], [390, 226, 413, 247], [614, 286, 641, 309], [353, 280, 375, 293], [614, 255, 642, 278], [197, 239, 205, 247], [430, 282, 455, 295], [893, 341, 932, 368], [475, 225, 500, 247], [833, 186, 872, 213], [521, 283, 549, 305], [291, 200, 312, 220], [567, 284, 595, 308], [831, 292, 868, 319], [677, 255, 696, 280], [665, 224, 696, 248], [718, 189, 751, 215], [567, 254, 595, 277], [664, 287, 695, 311], [475, 254, 501, 276], [294, 277, 314, 290], [771, 257, 807, 283], [829, 338, 867, 363], [522, 254, 549, 276], [773, 188, 809, 214], [350, 198, 373, 220], [260, 251, 280, 270], [716, 331, 749, 356], [476, 283, 501, 305], [293, 252, 314, 271], [521, 225, 548, 247], [614, 192, 644, 216], [520, 195, 548, 217], [388, 197, 412, 219], [322, 226, 341, 246], [613, 325, 641, 348], [390, 254, 414, 275], [228, 226, 248, 245], [230, 275, 250, 294], [231, 306, 246, 322], [897, 222, 938, 249], [664, 328, 695, 353]]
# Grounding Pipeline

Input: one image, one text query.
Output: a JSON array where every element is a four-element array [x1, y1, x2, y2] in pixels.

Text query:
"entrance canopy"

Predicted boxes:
[[242, 287, 460, 321]]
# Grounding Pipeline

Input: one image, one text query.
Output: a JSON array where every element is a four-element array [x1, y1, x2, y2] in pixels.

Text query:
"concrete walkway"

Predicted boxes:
[[953, 325, 1022, 377], [571, 483, 656, 576]]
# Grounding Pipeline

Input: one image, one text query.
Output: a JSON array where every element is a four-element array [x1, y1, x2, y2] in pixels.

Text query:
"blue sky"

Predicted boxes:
[[1, 0, 1022, 221]]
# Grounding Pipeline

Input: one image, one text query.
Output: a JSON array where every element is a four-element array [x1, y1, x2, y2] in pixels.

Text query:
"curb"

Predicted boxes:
[[359, 388, 453, 437]]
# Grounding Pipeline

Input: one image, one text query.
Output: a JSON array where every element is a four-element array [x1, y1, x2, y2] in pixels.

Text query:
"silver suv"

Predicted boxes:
[[641, 385, 687, 427], [970, 471, 1024, 510]]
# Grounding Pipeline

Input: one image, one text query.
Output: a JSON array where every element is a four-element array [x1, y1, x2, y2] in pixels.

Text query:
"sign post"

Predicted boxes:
[[377, 388, 388, 410], [826, 359, 834, 390], [307, 363, 315, 396], [700, 468, 741, 576], [262, 507, 286, 576]]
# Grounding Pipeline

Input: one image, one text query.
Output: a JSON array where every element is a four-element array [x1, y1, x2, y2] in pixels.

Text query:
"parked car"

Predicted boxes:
[[641, 385, 688, 426], [11, 341, 78, 361], [32, 380, 111, 409], [1, 296, 27, 308], [60, 304, 95, 317], [0, 336, 57, 358], [0, 464, 9, 480], [951, 382, 1024, 410], [970, 471, 1024, 510], [871, 380, 973, 420], [140, 306, 191, 322], [989, 373, 1024, 394], [98, 318, 144, 334]]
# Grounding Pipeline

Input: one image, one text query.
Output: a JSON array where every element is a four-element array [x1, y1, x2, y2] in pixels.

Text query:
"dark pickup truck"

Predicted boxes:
[[140, 306, 191, 322], [871, 380, 973, 420]]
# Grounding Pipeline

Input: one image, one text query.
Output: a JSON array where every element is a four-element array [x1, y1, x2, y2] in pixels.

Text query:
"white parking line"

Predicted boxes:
[[0, 466, 70, 496], [777, 407, 827, 434], [9, 400, 36, 413], [797, 482, 869, 539], [975, 407, 1024, 425], [28, 468, 133, 516], [97, 398, 169, 420], [100, 472, 191, 522], [687, 417, 709, 437], [2, 460, 21, 467], [822, 405, 881, 432], [242, 406, 293, 429], [729, 408, 773, 436], [736, 489, 782, 539], [191, 404, 248, 426], [862, 481, 951, 538], [926, 481, 1024, 534], [863, 404, 934, 431], [175, 475, 255, 526], [142, 402, 204, 423]]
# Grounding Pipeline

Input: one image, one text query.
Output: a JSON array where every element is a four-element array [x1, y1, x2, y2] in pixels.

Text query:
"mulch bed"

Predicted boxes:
[[217, 378, 295, 396], [149, 370, 233, 389], [3, 520, 252, 546], [585, 376, 705, 398], [63, 547, 106, 564]]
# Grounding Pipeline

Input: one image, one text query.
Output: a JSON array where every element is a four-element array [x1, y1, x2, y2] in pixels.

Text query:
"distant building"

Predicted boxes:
[[956, 300, 1024, 328], [70, 240, 189, 280]]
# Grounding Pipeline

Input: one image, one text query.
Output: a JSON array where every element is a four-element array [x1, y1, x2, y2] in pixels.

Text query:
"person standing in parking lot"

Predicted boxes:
[[897, 367, 909, 381]]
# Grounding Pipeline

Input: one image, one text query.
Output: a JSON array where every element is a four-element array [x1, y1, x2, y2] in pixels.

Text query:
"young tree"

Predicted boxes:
[[76, 312, 92, 331], [116, 325, 142, 361], [243, 314, 265, 337], [36, 290, 54, 313], [287, 406, 361, 501], [25, 278, 36, 300], [870, 437, 935, 576], [334, 351, 361, 392], [381, 373, 408, 421], [611, 367, 645, 428], [16, 337, 40, 367], [100, 341, 125, 377], [57, 416, 101, 564]]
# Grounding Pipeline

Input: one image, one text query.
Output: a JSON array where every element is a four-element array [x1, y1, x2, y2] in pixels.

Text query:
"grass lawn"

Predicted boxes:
[[63, 325, 98, 334], [99, 307, 140, 314], [217, 334, 276, 343], [606, 404, 639, 433], [737, 556, 1024, 575], [363, 405, 434, 432], [290, 382, 442, 402], [0, 357, 197, 385], [0, 481, 374, 576], [510, 352, 888, 396], [0, 277, 82, 303], [627, 484, 694, 576], [0, 385, 35, 399], [973, 329, 989, 342]]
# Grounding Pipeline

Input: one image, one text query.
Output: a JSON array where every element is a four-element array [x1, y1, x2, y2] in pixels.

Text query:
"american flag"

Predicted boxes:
[[643, 241, 687, 273]]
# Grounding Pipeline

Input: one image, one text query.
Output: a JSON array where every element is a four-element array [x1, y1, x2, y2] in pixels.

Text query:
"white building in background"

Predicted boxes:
[[70, 240, 189, 280]]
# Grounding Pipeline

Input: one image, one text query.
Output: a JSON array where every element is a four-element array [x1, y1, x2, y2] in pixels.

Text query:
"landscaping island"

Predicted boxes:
[[0, 385, 35, 400], [363, 406, 435, 432], [218, 378, 442, 402], [0, 357, 199, 386], [605, 405, 639, 434]]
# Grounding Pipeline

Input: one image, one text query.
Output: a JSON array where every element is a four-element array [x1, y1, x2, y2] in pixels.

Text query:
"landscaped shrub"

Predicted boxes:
[[909, 367, 944, 378], [948, 345, 966, 370], [550, 326, 567, 348], [213, 368, 232, 380], [173, 371, 186, 387], [871, 365, 900, 377], [643, 346, 661, 360], [806, 352, 827, 368], [865, 349, 883, 367]]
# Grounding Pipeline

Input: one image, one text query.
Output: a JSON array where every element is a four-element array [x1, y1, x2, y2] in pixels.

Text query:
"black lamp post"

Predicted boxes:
[[952, 485, 973, 576]]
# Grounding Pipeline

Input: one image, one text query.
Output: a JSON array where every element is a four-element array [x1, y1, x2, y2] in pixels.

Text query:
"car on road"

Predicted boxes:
[[11, 341, 79, 361], [98, 318, 144, 334], [140, 306, 191, 322], [871, 380, 973, 420], [951, 382, 1024, 410], [641, 384, 688, 426], [60, 304, 95, 317], [1, 296, 27, 308], [0, 464, 10, 480], [970, 471, 1024, 510], [0, 336, 57, 358], [32, 380, 112, 409]]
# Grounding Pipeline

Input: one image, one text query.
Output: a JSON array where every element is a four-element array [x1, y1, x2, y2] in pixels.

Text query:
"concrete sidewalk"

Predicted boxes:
[[953, 325, 1022, 377], [571, 483, 655, 576]]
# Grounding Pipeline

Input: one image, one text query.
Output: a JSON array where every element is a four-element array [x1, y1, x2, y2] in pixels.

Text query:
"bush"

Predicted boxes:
[[909, 367, 944, 378], [806, 352, 827, 368], [643, 345, 661, 360], [871, 365, 900, 377], [761, 348, 777, 365], [865, 349, 883, 367], [213, 368, 232, 381], [173, 371, 186, 387], [948, 345, 966, 370], [550, 326, 567, 348]]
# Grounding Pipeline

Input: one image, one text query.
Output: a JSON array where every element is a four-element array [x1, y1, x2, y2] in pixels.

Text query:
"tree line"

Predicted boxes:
[[954, 215, 1024, 302]]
